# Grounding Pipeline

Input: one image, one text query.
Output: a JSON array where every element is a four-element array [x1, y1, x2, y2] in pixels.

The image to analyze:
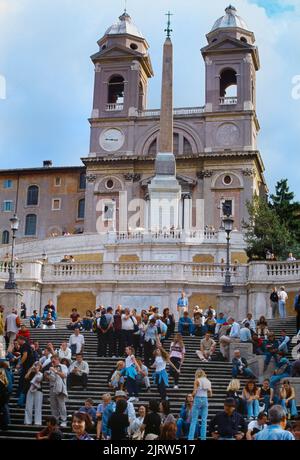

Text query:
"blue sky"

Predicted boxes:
[[0, 0, 300, 199]]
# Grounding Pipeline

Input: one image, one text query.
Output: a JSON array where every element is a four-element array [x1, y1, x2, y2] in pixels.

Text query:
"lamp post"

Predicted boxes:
[[222, 203, 234, 293], [5, 214, 19, 290]]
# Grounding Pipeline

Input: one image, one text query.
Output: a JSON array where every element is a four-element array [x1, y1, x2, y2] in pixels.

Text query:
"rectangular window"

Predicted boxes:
[[4, 179, 13, 189], [54, 176, 62, 187], [220, 199, 234, 217], [79, 172, 86, 190], [52, 198, 61, 211], [3, 201, 13, 212], [103, 202, 115, 221]]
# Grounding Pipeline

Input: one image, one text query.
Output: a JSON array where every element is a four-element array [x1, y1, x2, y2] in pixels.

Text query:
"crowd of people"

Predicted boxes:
[[0, 289, 300, 441]]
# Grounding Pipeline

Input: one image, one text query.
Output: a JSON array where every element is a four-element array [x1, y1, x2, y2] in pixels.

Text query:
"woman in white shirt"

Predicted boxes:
[[129, 405, 147, 439], [169, 334, 185, 389], [24, 362, 43, 426], [188, 369, 212, 441], [152, 348, 179, 401], [124, 346, 141, 402], [57, 342, 72, 364]]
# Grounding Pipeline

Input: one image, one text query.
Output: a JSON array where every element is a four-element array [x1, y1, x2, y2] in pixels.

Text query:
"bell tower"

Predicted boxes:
[[202, 5, 260, 114], [90, 12, 153, 120]]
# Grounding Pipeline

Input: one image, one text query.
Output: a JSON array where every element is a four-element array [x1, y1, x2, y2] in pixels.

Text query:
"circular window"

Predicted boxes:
[[240, 37, 247, 43], [223, 175, 233, 185], [130, 43, 138, 50], [102, 44, 107, 50], [106, 179, 114, 190]]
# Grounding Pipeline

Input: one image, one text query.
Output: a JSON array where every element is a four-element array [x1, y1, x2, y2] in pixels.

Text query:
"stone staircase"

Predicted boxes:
[[0, 317, 298, 440]]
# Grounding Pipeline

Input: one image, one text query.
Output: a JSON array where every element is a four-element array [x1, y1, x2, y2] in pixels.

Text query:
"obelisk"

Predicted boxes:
[[148, 13, 181, 230]]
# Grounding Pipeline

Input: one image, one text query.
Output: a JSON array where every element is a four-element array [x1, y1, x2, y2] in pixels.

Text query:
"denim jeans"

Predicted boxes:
[[262, 394, 272, 412], [270, 373, 290, 389], [246, 399, 260, 418], [188, 396, 208, 440], [232, 366, 256, 379], [281, 399, 298, 417], [176, 419, 199, 439], [278, 300, 286, 319], [264, 352, 279, 367]]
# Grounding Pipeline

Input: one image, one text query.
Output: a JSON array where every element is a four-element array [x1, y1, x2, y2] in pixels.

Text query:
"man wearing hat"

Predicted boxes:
[[114, 390, 136, 425], [208, 398, 247, 440]]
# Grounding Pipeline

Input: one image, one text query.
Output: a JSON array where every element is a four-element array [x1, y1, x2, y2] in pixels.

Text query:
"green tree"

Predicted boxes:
[[243, 196, 294, 260], [270, 179, 300, 242]]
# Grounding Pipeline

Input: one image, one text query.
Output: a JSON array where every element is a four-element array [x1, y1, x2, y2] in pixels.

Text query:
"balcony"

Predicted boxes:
[[108, 229, 217, 244], [105, 103, 124, 112], [138, 107, 205, 118], [219, 97, 237, 105]]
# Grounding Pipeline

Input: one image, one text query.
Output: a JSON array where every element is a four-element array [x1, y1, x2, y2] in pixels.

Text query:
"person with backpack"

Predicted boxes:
[[121, 308, 138, 356], [95, 310, 106, 357], [294, 289, 300, 333], [113, 308, 123, 358], [101, 307, 114, 358]]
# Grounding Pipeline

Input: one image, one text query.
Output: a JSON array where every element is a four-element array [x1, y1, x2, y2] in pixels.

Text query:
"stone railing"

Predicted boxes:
[[110, 229, 217, 244], [248, 260, 300, 284], [1, 259, 299, 286], [219, 97, 238, 105], [138, 106, 205, 118], [105, 103, 124, 112], [0, 261, 23, 274]]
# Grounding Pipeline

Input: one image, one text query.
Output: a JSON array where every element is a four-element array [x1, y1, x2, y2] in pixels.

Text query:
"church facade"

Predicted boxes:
[[2, 7, 291, 321]]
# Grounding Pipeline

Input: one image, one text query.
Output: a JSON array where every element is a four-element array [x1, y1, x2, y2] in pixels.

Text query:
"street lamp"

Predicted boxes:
[[5, 214, 19, 290], [222, 203, 234, 293]]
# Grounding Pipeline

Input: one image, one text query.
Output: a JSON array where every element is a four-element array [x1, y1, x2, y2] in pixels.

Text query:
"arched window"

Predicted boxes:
[[2, 230, 9, 245], [220, 68, 237, 99], [78, 199, 85, 219], [108, 75, 124, 104], [25, 214, 37, 236], [27, 185, 39, 206]]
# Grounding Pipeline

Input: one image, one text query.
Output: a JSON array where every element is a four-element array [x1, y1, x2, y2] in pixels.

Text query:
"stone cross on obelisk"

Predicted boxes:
[[148, 13, 181, 231]]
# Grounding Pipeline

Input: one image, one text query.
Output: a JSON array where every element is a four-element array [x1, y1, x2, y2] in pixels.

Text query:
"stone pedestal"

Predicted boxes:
[[217, 293, 240, 320], [0, 289, 23, 318], [149, 174, 181, 230], [248, 355, 265, 383], [229, 342, 252, 361]]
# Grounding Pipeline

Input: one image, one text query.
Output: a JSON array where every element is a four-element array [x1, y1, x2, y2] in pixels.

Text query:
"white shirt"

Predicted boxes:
[[121, 315, 137, 331], [68, 334, 85, 354], [278, 291, 288, 302], [242, 318, 256, 332], [229, 322, 241, 338], [5, 313, 19, 333], [39, 354, 52, 368], [196, 377, 212, 397], [125, 355, 135, 368], [57, 347, 72, 362], [69, 360, 89, 375], [248, 420, 267, 433], [154, 356, 166, 372]]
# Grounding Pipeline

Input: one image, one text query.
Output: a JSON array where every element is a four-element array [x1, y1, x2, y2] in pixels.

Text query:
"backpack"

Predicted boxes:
[[92, 319, 98, 333], [99, 315, 108, 330]]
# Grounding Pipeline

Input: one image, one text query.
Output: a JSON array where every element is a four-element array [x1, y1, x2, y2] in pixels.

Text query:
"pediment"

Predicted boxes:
[[202, 36, 253, 53], [141, 174, 196, 188], [91, 45, 143, 61]]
